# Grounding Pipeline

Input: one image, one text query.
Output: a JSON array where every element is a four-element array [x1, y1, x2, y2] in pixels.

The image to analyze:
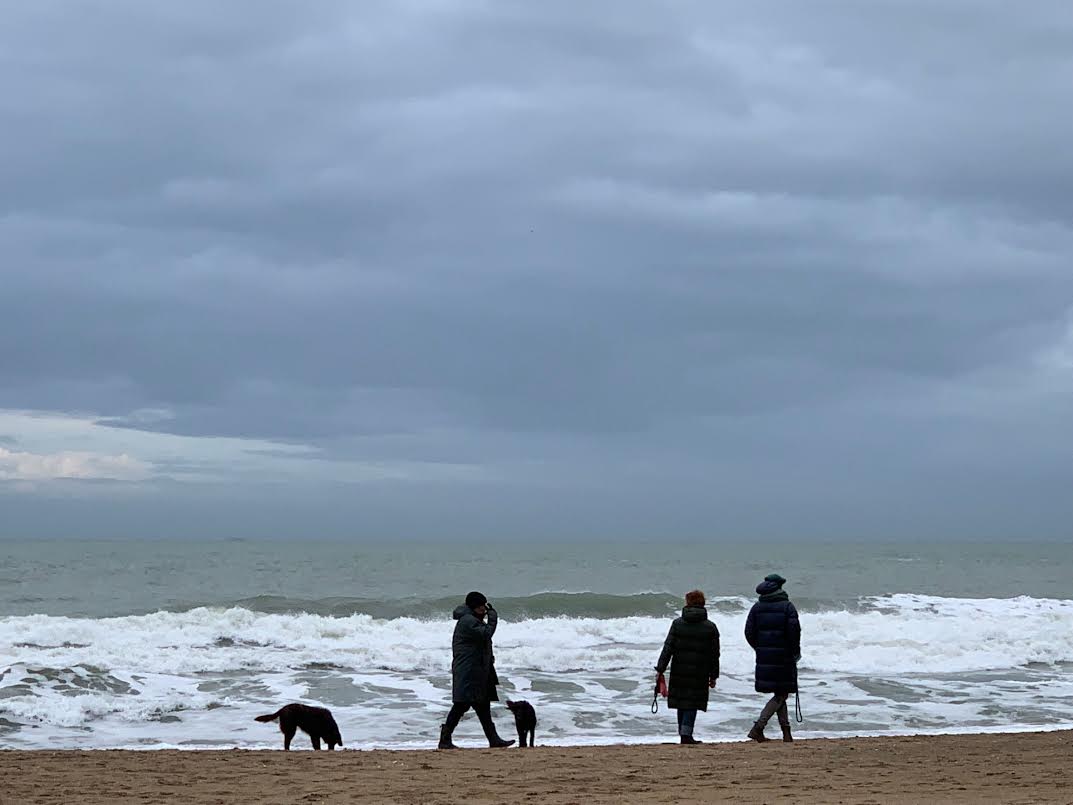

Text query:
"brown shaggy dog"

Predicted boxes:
[[255, 703, 343, 750]]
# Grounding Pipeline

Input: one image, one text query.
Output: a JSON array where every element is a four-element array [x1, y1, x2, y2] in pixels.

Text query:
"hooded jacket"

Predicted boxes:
[[744, 580, 801, 694], [655, 605, 721, 711], [451, 604, 499, 703]]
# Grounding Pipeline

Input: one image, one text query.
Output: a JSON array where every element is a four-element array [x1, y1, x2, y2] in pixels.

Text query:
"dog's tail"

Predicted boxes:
[[255, 709, 283, 723]]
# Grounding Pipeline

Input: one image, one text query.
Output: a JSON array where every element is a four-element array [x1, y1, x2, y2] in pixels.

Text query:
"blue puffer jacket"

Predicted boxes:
[[744, 580, 801, 694]]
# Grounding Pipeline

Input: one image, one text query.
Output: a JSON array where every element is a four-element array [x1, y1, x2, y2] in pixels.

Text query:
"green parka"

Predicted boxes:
[[656, 605, 720, 711]]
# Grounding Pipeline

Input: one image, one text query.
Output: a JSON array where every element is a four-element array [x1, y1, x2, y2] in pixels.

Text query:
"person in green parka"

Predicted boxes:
[[438, 591, 515, 749], [655, 589, 721, 744]]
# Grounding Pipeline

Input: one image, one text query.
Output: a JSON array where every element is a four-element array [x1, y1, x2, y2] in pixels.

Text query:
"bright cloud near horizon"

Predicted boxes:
[[1, 1, 1071, 539]]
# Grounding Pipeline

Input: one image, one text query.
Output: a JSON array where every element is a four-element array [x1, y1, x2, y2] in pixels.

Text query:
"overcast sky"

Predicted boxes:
[[2, 1, 1071, 539]]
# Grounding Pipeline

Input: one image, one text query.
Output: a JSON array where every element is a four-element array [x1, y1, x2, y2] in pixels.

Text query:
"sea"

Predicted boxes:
[[1, 539, 1071, 750]]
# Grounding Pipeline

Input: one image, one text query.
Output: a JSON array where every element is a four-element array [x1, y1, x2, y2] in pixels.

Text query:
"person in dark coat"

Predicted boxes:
[[744, 573, 801, 743], [655, 589, 721, 744], [438, 591, 515, 749]]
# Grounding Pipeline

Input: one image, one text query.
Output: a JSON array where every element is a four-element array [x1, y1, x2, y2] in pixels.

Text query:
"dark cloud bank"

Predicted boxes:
[[2, 2, 1071, 538]]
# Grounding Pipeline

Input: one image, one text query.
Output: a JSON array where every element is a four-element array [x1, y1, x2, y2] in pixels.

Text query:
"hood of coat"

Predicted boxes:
[[681, 605, 708, 623], [755, 579, 789, 602], [453, 605, 471, 621]]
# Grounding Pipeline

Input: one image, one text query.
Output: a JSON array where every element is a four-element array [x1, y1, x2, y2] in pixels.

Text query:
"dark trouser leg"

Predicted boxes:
[[677, 709, 697, 736], [444, 702, 470, 735], [473, 701, 497, 741], [757, 693, 788, 728]]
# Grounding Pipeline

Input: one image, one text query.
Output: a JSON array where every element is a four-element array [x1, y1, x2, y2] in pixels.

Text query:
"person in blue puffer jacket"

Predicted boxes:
[[744, 573, 801, 743]]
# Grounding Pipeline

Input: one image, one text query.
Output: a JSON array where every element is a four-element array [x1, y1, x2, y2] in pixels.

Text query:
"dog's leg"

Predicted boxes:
[[516, 723, 526, 748], [311, 735, 321, 751], [529, 727, 535, 747], [283, 725, 296, 751]]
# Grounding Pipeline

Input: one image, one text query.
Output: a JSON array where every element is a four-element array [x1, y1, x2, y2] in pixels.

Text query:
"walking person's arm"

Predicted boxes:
[[460, 606, 497, 640]]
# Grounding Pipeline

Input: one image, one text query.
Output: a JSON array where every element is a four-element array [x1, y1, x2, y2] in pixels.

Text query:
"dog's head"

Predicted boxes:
[[326, 718, 343, 749], [506, 699, 527, 712], [328, 729, 343, 748]]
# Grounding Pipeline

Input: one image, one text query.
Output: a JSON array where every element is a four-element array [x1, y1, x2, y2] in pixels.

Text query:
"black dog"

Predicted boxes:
[[255, 703, 343, 751], [506, 700, 537, 748]]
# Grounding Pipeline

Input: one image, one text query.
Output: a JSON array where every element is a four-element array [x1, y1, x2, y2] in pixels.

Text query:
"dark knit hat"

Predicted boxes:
[[465, 591, 488, 609], [764, 573, 787, 586]]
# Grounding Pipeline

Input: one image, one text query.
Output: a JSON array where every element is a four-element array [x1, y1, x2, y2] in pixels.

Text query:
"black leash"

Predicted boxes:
[[795, 691, 803, 723], [651, 666, 664, 714]]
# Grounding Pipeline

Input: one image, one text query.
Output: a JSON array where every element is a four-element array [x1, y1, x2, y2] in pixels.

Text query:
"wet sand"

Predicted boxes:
[[1, 730, 1071, 804]]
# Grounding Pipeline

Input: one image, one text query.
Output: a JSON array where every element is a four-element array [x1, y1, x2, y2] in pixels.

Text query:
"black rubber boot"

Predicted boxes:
[[680, 735, 702, 745], [781, 725, 793, 743], [748, 723, 768, 743], [476, 705, 515, 748], [438, 724, 457, 750]]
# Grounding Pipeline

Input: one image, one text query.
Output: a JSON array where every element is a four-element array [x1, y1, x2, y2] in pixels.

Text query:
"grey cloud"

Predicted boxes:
[[1, 1, 1072, 537]]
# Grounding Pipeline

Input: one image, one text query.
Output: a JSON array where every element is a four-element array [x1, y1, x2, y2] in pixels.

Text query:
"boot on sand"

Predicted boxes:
[[748, 723, 768, 743], [438, 725, 457, 750], [781, 725, 793, 743], [479, 713, 515, 748], [680, 735, 702, 745]]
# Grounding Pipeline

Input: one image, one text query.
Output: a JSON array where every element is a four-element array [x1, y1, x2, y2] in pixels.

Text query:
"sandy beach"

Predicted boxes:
[[2, 730, 1071, 805]]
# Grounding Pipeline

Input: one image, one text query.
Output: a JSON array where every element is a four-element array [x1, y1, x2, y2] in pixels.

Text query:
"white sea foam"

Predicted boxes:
[[2, 595, 1072, 749], [806, 594, 1073, 673]]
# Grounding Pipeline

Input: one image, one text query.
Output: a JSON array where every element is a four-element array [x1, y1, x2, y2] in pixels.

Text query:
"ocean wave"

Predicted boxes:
[[804, 594, 1073, 674], [171, 591, 716, 620], [3, 594, 1073, 748], [2, 594, 1072, 678], [162, 591, 998, 620]]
